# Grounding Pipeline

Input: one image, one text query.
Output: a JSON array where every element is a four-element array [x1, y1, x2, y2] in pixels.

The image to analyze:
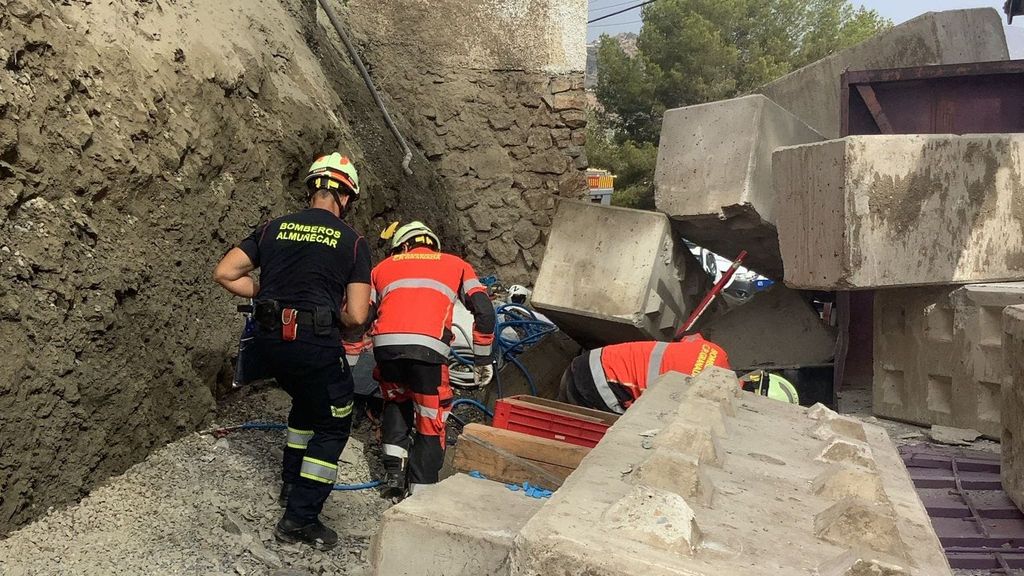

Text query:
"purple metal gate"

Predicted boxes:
[[901, 444, 1024, 572]]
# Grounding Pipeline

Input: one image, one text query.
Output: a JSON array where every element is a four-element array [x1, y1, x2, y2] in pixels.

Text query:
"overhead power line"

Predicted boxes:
[[587, 0, 658, 24], [589, 19, 642, 28], [588, 0, 640, 13]]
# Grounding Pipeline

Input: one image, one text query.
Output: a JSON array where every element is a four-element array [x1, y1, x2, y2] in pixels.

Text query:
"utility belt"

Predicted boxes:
[[238, 300, 338, 342]]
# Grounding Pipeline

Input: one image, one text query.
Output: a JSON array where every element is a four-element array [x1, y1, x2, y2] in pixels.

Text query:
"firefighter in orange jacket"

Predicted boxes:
[[371, 221, 496, 498], [558, 335, 731, 414]]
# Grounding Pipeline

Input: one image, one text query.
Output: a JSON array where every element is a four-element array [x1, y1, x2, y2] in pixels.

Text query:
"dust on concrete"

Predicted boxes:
[[0, 384, 390, 576], [0, 0, 451, 535], [867, 169, 944, 240]]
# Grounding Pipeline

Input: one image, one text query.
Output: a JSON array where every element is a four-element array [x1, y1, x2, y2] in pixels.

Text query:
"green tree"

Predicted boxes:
[[589, 0, 890, 208]]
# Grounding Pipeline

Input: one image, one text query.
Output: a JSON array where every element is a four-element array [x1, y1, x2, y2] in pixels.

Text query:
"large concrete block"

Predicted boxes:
[[873, 284, 1024, 438], [509, 368, 951, 576], [699, 284, 836, 369], [952, 283, 1024, 438], [760, 9, 1008, 138], [371, 474, 545, 576], [1002, 305, 1024, 511], [774, 135, 1024, 290], [873, 287, 958, 429], [532, 201, 701, 346], [654, 95, 823, 277]]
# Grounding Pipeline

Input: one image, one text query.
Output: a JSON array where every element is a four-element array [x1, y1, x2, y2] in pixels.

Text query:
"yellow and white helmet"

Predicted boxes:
[[304, 152, 360, 200], [380, 220, 440, 252]]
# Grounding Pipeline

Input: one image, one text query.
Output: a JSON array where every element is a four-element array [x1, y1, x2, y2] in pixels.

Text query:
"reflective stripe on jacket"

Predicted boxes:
[[589, 336, 731, 413], [371, 247, 495, 363]]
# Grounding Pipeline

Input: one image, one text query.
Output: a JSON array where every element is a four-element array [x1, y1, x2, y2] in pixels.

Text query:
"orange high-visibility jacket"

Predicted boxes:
[[590, 336, 731, 412], [371, 247, 496, 364]]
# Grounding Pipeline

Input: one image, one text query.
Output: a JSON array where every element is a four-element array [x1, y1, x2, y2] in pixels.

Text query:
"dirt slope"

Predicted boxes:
[[0, 0, 450, 534]]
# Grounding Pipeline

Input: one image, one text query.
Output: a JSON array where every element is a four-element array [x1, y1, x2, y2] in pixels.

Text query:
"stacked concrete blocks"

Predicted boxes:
[[532, 200, 700, 346], [774, 135, 1024, 290], [370, 474, 546, 576], [508, 368, 951, 576], [1001, 305, 1024, 511], [760, 8, 1008, 138], [654, 95, 823, 277]]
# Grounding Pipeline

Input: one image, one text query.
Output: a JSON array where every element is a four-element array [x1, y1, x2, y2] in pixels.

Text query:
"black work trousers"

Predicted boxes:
[[376, 359, 452, 493], [256, 336, 354, 524]]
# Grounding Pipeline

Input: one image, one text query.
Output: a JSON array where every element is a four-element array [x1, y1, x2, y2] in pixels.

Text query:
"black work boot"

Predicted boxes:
[[278, 483, 294, 508], [274, 516, 338, 550], [379, 471, 406, 501]]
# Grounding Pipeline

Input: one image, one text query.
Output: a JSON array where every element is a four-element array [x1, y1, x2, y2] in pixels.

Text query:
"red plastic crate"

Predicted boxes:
[[491, 395, 619, 448]]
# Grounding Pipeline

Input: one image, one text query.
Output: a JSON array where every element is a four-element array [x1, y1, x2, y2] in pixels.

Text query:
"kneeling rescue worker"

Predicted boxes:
[[213, 153, 371, 550], [559, 335, 731, 414], [371, 221, 496, 499]]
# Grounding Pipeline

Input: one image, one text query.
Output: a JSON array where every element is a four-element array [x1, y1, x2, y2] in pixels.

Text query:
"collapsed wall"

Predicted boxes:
[[0, 0, 452, 534], [346, 0, 589, 285]]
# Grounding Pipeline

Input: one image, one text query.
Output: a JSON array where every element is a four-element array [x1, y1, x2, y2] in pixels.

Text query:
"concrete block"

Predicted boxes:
[[952, 282, 1024, 438], [700, 285, 837, 369], [873, 287, 957, 428], [873, 283, 1024, 438], [532, 200, 701, 346], [371, 474, 545, 576], [760, 9, 1008, 138], [654, 95, 823, 277], [775, 135, 1024, 290], [1002, 305, 1024, 511], [509, 368, 951, 576]]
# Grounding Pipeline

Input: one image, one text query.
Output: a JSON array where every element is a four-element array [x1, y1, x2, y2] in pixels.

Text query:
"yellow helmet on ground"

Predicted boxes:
[[304, 152, 360, 199], [380, 220, 440, 252], [739, 370, 800, 405]]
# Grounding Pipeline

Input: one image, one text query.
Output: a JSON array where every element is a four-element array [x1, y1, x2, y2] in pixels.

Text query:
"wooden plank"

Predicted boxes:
[[855, 84, 895, 134], [462, 423, 589, 471], [452, 433, 564, 490]]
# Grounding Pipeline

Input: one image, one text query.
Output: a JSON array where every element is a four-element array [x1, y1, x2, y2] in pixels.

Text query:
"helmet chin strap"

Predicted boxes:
[[330, 188, 347, 218]]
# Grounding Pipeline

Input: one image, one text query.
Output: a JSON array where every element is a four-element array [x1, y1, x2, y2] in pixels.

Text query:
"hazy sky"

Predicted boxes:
[[586, 0, 1014, 42]]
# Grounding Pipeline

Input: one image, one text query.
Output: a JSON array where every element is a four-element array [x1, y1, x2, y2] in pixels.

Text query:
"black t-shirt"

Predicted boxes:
[[239, 208, 371, 344]]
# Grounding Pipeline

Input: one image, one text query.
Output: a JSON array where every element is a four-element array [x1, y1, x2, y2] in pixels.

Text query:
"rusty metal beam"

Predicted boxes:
[[855, 84, 895, 134]]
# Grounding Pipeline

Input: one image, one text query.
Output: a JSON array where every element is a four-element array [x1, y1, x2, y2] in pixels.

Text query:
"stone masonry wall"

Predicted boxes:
[[346, 0, 589, 285]]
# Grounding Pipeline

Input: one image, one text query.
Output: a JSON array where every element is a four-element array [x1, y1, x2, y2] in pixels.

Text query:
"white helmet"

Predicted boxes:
[[508, 284, 532, 305]]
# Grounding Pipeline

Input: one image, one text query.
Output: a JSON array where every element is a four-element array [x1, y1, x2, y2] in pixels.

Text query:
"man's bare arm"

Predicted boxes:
[[213, 248, 258, 298]]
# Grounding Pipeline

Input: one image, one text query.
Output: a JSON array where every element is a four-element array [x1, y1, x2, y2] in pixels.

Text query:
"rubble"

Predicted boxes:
[[532, 200, 703, 346], [774, 135, 1024, 290], [760, 8, 1009, 138], [654, 95, 822, 277]]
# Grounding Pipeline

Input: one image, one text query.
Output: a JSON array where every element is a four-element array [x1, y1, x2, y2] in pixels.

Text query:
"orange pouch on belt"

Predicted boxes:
[[281, 309, 298, 341]]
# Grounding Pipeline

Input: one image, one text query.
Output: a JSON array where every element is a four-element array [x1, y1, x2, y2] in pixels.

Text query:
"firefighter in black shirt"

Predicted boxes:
[[213, 153, 371, 550]]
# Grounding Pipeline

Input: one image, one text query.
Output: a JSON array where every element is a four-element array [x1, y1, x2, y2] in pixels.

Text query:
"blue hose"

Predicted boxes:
[[451, 398, 494, 418], [334, 480, 383, 491]]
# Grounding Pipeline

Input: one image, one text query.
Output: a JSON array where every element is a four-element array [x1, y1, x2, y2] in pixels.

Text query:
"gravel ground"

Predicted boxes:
[[0, 384, 390, 576]]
